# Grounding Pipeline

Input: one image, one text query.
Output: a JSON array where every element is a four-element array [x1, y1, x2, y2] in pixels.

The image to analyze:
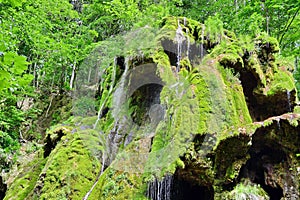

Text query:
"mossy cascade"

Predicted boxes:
[[4, 17, 299, 199]]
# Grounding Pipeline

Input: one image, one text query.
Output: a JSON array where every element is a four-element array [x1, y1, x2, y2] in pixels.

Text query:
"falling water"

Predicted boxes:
[[186, 31, 190, 60], [184, 17, 191, 62], [276, 118, 281, 130], [266, 16, 270, 35], [147, 175, 173, 200], [175, 20, 184, 72], [183, 17, 186, 26], [175, 18, 192, 71], [287, 90, 292, 112]]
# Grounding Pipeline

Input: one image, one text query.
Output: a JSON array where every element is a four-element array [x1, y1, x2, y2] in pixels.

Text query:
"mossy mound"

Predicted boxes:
[[4, 150, 46, 200], [4, 120, 102, 200]]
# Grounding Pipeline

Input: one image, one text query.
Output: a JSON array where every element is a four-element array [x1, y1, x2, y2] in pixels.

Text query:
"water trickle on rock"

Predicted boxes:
[[276, 118, 281, 130], [147, 175, 173, 200], [175, 20, 184, 72], [287, 90, 292, 112], [186, 29, 190, 59]]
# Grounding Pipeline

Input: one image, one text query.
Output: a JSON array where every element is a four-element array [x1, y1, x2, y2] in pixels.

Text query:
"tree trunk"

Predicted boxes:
[[69, 62, 76, 89]]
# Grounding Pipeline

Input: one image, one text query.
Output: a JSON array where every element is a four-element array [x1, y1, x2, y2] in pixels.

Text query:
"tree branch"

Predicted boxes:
[[279, 6, 300, 46]]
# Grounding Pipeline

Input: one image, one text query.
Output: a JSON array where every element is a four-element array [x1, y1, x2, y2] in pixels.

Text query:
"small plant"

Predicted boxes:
[[229, 181, 269, 199]]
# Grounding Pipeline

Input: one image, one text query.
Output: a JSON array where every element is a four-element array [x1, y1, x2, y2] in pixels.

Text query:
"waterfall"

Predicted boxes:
[[175, 18, 192, 71], [276, 118, 281, 131], [175, 20, 184, 72], [147, 175, 173, 200], [287, 90, 292, 112]]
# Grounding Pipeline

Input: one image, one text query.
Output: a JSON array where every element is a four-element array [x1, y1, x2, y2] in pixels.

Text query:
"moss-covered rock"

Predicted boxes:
[[4, 150, 46, 200], [4, 16, 299, 200], [5, 122, 102, 200]]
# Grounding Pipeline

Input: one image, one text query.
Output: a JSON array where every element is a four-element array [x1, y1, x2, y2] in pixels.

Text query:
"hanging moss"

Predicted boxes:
[[255, 33, 280, 54], [266, 70, 295, 96]]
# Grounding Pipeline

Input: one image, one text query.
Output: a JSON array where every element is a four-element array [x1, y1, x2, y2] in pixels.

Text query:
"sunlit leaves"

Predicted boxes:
[[0, 52, 31, 91]]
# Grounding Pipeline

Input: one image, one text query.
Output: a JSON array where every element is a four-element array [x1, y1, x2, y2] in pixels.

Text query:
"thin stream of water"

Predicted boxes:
[[287, 90, 292, 112], [147, 175, 173, 200]]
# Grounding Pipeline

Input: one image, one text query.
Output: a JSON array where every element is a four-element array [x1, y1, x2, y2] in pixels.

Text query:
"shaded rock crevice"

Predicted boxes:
[[238, 117, 300, 199], [43, 127, 68, 157]]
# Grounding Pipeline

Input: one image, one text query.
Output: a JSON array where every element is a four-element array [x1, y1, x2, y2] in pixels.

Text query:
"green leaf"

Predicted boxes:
[[13, 55, 28, 75], [3, 52, 16, 66], [0, 78, 9, 90], [0, 70, 10, 80], [17, 74, 33, 86]]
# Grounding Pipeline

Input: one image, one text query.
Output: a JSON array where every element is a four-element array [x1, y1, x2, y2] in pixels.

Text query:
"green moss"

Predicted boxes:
[[239, 35, 255, 52], [198, 61, 232, 133], [276, 55, 295, 72], [38, 130, 101, 200], [204, 15, 224, 44], [216, 180, 269, 199], [255, 33, 280, 53], [247, 56, 266, 86], [224, 157, 249, 183], [179, 57, 192, 71], [7, 15, 300, 200], [158, 16, 201, 44], [46, 125, 72, 142], [79, 116, 98, 126], [89, 167, 147, 200], [266, 70, 295, 96], [4, 150, 46, 200], [218, 66, 252, 126], [7, 125, 103, 200], [293, 106, 300, 114]]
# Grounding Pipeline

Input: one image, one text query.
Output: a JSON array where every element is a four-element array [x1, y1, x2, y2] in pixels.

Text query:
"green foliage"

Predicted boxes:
[[0, 50, 33, 169], [267, 70, 295, 95], [0, 52, 31, 91], [204, 15, 224, 43], [226, 181, 269, 199], [83, 0, 141, 41], [1, 0, 96, 92]]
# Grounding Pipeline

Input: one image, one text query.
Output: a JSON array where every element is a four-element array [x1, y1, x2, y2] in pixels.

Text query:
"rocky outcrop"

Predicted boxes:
[[3, 17, 299, 200]]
